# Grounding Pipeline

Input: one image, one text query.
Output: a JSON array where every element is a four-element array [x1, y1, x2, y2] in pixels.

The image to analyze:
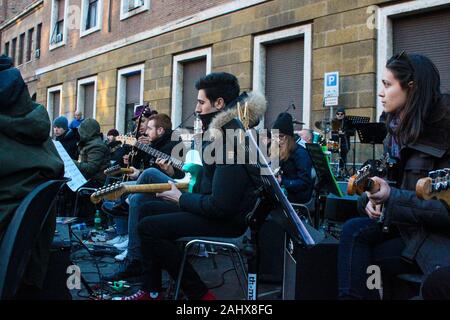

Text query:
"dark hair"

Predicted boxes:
[[148, 113, 172, 131], [385, 52, 445, 144], [195, 72, 240, 105]]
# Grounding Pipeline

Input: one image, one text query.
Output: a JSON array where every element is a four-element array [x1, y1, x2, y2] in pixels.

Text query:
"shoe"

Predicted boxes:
[[103, 259, 144, 281], [114, 238, 129, 250], [106, 235, 128, 245], [115, 249, 128, 261], [102, 201, 129, 217], [200, 291, 216, 300]]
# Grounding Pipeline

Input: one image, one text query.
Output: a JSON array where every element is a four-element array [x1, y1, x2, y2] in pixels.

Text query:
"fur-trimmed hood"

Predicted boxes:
[[207, 91, 266, 136]]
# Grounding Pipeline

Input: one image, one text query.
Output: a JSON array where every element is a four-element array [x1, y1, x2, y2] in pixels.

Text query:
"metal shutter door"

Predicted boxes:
[[126, 73, 141, 105], [84, 83, 95, 119], [393, 8, 450, 93], [265, 38, 304, 128], [53, 91, 60, 120], [182, 59, 206, 129]]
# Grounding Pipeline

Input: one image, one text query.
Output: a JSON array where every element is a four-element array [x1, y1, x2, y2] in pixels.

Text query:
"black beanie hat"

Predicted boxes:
[[272, 112, 294, 137], [336, 107, 345, 114]]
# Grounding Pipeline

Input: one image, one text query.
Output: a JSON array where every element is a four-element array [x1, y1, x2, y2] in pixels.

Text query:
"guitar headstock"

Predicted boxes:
[[90, 183, 127, 204], [347, 164, 372, 195], [104, 165, 122, 175], [104, 165, 134, 176], [416, 169, 450, 204], [117, 135, 137, 146]]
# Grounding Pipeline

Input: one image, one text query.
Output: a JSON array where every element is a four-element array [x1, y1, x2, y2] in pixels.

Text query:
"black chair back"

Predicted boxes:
[[0, 180, 66, 299]]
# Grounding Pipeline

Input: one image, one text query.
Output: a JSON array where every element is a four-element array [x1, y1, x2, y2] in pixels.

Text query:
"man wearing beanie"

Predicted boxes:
[[53, 115, 79, 160], [106, 128, 125, 165], [271, 112, 313, 204], [0, 55, 64, 295], [333, 106, 354, 173]]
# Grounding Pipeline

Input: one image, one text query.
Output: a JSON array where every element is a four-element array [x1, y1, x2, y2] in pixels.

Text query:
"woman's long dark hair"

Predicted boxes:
[[385, 53, 445, 145]]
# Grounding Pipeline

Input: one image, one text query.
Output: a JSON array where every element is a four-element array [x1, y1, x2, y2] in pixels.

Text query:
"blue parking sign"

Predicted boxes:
[[327, 74, 337, 86], [324, 71, 339, 98]]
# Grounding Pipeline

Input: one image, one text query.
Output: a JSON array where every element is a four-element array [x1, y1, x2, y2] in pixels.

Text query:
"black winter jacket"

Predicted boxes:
[[358, 100, 450, 275], [56, 129, 79, 160], [179, 91, 266, 228], [280, 144, 313, 204]]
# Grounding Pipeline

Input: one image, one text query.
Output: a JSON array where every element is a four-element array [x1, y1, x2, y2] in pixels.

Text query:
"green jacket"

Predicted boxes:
[[76, 118, 110, 183], [0, 58, 64, 234]]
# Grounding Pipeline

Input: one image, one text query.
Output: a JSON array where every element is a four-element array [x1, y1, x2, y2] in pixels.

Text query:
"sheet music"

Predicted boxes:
[[53, 140, 87, 191]]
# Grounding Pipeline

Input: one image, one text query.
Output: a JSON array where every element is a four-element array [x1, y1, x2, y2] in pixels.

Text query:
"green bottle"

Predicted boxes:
[[94, 210, 102, 230]]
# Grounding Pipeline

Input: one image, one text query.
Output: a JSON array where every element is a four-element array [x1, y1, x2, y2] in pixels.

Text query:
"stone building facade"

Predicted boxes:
[[1, 0, 449, 164]]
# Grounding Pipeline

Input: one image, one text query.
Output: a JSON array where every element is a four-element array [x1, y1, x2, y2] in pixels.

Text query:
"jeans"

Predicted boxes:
[[127, 168, 174, 261], [137, 201, 246, 299], [113, 217, 128, 236], [338, 217, 419, 299]]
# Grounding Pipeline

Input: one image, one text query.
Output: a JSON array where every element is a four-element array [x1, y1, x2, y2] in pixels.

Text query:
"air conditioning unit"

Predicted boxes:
[[128, 0, 144, 10], [35, 48, 41, 58], [56, 33, 63, 43]]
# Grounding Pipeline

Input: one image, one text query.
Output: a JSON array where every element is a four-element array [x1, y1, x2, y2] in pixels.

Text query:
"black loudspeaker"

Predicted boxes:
[[283, 234, 339, 300], [41, 223, 72, 300], [258, 216, 284, 283], [324, 181, 359, 223]]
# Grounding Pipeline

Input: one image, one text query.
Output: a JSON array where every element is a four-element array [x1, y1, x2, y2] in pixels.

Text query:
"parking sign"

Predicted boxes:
[[324, 71, 339, 98]]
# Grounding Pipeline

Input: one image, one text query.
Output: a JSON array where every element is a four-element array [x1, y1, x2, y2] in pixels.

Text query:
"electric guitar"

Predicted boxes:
[[416, 168, 450, 205], [90, 182, 189, 204], [117, 135, 202, 193], [347, 154, 390, 196], [104, 165, 134, 176]]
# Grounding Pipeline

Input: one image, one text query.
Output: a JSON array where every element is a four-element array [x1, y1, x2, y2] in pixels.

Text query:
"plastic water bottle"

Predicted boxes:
[[94, 210, 102, 230]]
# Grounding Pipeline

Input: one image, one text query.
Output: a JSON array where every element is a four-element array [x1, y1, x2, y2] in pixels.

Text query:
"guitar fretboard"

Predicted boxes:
[[133, 141, 184, 170]]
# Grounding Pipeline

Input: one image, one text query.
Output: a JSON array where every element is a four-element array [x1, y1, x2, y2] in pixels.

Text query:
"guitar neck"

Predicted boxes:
[[124, 182, 189, 193], [133, 142, 184, 170]]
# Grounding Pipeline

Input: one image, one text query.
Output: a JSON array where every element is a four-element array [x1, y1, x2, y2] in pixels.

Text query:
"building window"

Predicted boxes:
[[171, 48, 212, 129], [120, 0, 150, 21], [4, 42, 9, 57], [26, 28, 34, 62], [116, 64, 145, 134], [47, 85, 63, 122], [77, 76, 98, 119], [36, 23, 42, 58], [378, 2, 450, 118], [80, 0, 103, 37], [50, 0, 67, 49], [253, 25, 312, 128], [11, 38, 17, 65], [18, 33, 25, 65]]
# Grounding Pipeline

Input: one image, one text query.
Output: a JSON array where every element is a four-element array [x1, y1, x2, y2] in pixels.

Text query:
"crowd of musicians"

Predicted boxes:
[[1, 50, 449, 300]]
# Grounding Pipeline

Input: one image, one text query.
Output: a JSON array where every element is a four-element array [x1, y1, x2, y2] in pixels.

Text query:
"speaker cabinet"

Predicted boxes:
[[283, 234, 339, 300]]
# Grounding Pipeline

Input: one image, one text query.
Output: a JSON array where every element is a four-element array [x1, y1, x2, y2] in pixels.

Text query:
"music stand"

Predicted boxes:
[[346, 116, 370, 173], [305, 143, 343, 229], [236, 128, 322, 300], [354, 122, 387, 161]]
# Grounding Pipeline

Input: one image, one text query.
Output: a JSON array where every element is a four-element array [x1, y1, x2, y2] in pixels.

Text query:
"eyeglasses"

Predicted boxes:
[[336, 112, 345, 116]]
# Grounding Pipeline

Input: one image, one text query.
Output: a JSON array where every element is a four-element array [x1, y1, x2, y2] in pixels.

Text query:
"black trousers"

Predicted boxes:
[[422, 266, 450, 300], [137, 200, 246, 299]]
